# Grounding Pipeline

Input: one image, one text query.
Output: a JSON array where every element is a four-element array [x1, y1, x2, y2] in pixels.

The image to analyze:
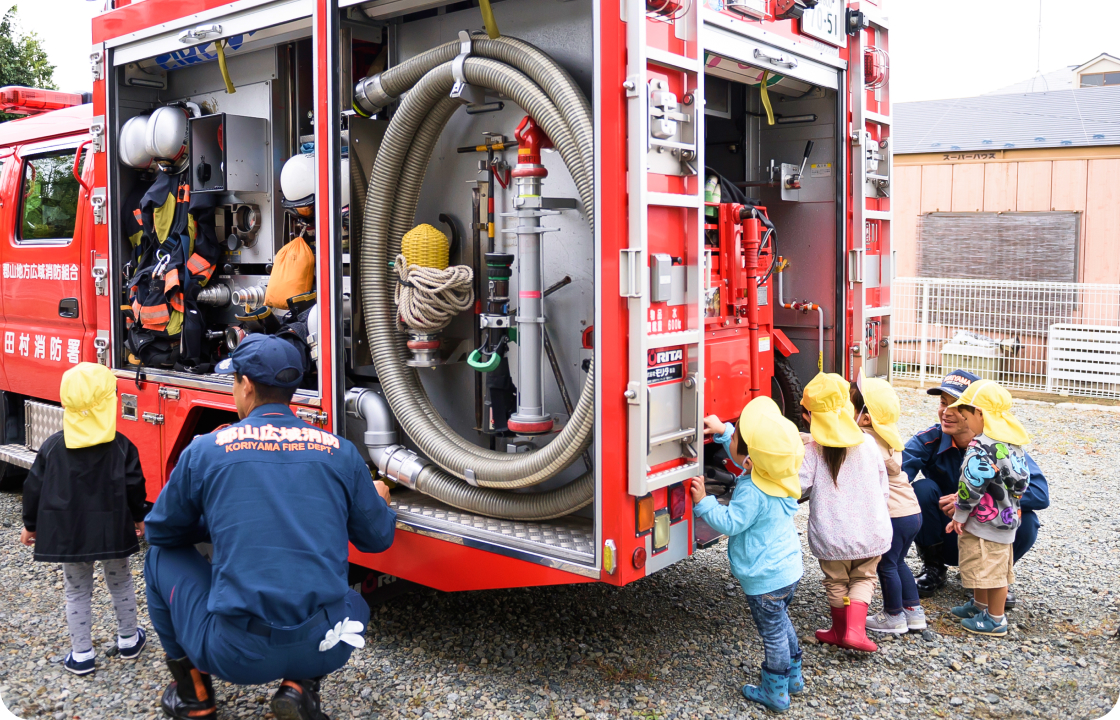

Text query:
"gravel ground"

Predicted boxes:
[[1, 387, 1118, 720]]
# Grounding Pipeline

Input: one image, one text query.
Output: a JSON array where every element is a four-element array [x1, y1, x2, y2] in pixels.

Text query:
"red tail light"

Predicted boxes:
[[668, 483, 687, 521], [0, 86, 85, 117]]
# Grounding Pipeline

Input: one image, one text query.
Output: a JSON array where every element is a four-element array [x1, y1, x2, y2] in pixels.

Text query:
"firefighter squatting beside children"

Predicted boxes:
[[19, 364, 1038, 717], [691, 371, 1033, 714]]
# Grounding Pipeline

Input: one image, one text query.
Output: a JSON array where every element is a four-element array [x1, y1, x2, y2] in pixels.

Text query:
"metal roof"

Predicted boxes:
[[894, 85, 1120, 154]]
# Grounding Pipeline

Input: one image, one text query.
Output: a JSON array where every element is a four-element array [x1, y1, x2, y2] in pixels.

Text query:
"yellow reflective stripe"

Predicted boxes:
[[152, 192, 176, 243]]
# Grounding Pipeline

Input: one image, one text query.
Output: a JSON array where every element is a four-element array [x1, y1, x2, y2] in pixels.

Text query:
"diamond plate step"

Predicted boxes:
[[390, 491, 595, 567], [0, 444, 36, 470]]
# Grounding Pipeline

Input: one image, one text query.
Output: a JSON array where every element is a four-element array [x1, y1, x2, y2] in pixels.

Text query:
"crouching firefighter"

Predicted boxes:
[[143, 335, 396, 720]]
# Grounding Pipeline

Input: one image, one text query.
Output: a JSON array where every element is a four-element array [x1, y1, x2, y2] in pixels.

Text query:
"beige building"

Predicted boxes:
[[893, 55, 1120, 286]]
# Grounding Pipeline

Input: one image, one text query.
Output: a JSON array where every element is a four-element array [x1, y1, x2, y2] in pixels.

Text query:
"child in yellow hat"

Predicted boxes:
[[798, 373, 891, 653], [20, 363, 149, 675], [688, 396, 805, 714], [851, 370, 925, 636], [944, 379, 1031, 638]]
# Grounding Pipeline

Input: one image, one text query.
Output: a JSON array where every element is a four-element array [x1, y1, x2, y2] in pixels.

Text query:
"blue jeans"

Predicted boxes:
[[145, 545, 369, 685], [745, 580, 800, 673], [912, 478, 1041, 564], [878, 514, 922, 614]]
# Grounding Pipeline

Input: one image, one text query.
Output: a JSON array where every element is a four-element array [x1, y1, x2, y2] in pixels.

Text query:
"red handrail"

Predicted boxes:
[[72, 139, 92, 194]]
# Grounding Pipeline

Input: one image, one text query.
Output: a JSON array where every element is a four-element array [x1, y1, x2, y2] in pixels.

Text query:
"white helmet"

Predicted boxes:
[[144, 105, 189, 164], [280, 153, 350, 215], [281, 152, 316, 208], [119, 115, 153, 170]]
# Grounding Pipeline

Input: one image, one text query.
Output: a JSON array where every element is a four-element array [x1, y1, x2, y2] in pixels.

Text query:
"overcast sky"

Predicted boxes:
[[3, 0, 1118, 103]]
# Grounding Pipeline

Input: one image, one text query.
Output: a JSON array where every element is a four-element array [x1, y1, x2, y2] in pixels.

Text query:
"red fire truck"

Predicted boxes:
[[0, 0, 892, 592]]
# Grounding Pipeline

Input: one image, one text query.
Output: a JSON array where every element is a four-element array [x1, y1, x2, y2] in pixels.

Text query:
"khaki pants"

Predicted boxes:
[[958, 532, 1015, 589], [819, 557, 880, 607]]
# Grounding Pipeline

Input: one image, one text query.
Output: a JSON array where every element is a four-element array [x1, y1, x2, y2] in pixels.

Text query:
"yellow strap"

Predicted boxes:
[[760, 71, 775, 126], [479, 0, 500, 38], [215, 40, 236, 94]]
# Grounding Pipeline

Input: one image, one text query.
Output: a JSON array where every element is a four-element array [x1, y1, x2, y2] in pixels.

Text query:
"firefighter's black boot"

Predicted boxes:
[[915, 544, 947, 598], [271, 677, 330, 720], [160, 656, 216, 719]]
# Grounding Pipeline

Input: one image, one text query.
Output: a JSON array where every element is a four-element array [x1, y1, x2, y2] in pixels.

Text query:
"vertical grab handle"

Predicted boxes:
[[72, 140, 92, 193]]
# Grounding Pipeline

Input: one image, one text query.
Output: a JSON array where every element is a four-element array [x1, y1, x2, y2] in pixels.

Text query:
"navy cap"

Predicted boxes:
[[215, 334, 304, 389], [926, 369, 981, 399]]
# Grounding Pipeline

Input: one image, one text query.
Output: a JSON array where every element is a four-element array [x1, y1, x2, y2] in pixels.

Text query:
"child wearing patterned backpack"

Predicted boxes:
[[944, 379, 1031, 637]]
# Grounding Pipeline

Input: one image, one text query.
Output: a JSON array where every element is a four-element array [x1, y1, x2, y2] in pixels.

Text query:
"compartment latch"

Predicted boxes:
[[90, 188, 106, 225]]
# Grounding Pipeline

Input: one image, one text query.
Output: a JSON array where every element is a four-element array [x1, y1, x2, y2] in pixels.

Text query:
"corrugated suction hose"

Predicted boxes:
[[358, 34, 595, 520]]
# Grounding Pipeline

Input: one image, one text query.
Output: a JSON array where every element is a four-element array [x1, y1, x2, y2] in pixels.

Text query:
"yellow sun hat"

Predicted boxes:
[[949, 379, 1030, 446], [856, 367, 904, 451], [801, 372, 865, 448], [737, 396, 805, 500], [60, 363, 118, 449]]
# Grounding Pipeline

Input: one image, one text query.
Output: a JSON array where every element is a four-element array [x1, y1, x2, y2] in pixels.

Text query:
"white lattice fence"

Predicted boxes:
[[890, 278, 1120, 399]]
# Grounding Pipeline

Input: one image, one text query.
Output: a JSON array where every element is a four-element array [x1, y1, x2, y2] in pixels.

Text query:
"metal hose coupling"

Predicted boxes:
[[353, 74, 393, 116], [346, 387, 428, 490]]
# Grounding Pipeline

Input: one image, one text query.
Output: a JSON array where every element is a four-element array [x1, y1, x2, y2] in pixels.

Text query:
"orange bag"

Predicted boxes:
[[264, 235, 315, 310]]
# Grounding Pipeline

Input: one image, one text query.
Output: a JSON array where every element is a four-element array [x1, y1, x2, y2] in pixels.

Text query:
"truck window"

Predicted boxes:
[[18, 152, 80, 244]]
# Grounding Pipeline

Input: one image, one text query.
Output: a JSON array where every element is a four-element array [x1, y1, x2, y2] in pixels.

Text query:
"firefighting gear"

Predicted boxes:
[[280, 153, 348, 218], [264, 234, 316, 310], [60, 363, 118, 449], [145, 106, 191, 167], [119, 115, 154, 170], [123, 168, 220, 369]]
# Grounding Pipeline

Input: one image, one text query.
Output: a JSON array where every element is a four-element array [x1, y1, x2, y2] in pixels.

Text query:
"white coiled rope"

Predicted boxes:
[[394, 254, 474, 332]]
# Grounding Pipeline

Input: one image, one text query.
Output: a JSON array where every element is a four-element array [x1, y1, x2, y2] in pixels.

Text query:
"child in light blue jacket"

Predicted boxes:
[[690, 396, 806, 714]]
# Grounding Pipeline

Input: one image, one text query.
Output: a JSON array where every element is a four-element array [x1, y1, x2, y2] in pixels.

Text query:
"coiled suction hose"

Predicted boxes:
[[357, 34, 595, 520]]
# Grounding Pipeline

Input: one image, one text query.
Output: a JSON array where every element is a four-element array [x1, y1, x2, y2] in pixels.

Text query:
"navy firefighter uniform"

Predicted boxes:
[[143, 344, 396, 688]]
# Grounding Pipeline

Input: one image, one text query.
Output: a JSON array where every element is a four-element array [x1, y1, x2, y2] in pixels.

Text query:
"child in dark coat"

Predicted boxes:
[[21, 363, 148, 675]]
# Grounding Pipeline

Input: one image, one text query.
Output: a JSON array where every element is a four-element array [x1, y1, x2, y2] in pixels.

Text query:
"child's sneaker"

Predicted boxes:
[[961, 610, 1008, 637], [119, 628, 146, 660], [64, 651, 96, 676], [903, 605, 927, 630], [950, 599, 983, 622], [865, 610, 908, 635]]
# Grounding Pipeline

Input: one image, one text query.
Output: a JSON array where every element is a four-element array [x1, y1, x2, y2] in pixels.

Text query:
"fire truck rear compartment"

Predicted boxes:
[[107, 1, 601, 567], [703, 60, 842, 395]]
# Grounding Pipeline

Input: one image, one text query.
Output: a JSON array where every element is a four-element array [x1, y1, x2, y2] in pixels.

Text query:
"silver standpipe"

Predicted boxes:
[[500, 117, 577, 436]]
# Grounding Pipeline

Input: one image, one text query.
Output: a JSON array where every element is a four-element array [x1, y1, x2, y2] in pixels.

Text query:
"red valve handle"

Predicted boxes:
[[514, 115, 552, 169]]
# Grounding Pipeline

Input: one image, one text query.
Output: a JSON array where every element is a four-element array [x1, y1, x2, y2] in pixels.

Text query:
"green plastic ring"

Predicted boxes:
[[468, 348, 501, 373]]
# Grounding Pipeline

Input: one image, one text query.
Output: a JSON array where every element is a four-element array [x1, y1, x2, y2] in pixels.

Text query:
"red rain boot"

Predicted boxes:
[[815, 603, 847, 647], [841, 600, 879, 652]]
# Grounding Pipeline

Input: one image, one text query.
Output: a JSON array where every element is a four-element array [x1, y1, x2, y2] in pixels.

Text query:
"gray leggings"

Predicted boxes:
[[62, 559, 138, 652]]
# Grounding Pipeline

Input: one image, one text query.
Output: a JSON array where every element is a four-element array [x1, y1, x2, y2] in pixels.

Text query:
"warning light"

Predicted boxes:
[[632, 547, 647, 570], [603, 540, 617, 575], [635, 494, 654, 536], [0, 87, 86, 117], [668, 483, 687, 521]]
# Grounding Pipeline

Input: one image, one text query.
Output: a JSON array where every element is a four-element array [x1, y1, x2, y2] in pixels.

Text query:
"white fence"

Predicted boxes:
[[890, 278, 1120, 399]]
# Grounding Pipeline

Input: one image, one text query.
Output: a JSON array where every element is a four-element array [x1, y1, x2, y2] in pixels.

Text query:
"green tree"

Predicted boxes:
[[0, 6, 57, 121]]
